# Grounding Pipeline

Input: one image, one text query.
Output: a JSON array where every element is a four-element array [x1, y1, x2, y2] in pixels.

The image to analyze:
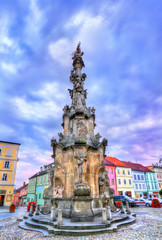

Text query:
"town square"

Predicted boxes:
[[0, 0, 162, 239]]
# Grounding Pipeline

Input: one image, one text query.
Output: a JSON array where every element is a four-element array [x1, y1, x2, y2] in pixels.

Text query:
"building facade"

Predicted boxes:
[[12, 182, 28, 206], [134, 163, 159, 198], [123, 161, 147, 198], [147, 162, 162, 190], [104, 158, 117, 195], [0, 141, 20, 206], [27, 163, 54, 206], [106, 157, 134, 197]]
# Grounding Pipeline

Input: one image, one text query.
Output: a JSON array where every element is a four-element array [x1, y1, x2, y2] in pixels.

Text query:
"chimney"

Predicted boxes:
[[40, 166, 43, 172], [23, 182, 25, 187]]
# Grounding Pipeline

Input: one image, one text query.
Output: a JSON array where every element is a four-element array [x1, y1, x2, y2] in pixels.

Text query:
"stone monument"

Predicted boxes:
[[50, 43, 115, 222]]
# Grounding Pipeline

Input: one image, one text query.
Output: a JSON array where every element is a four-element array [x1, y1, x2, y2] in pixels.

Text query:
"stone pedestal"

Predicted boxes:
[[71, 197, 94, 222]]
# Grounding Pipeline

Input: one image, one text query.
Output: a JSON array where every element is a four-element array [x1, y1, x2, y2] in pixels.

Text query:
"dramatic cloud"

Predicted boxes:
[[0, 0, 162, 187]]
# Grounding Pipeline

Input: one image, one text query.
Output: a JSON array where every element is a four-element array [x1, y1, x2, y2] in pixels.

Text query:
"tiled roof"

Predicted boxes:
[[105, 156, 129, 167], [122, 161, 144, 171], [104, 159, 115, 166], [29, 169, 48, 179], [133, 163, 153, 173], [16, 184, 28, 192]]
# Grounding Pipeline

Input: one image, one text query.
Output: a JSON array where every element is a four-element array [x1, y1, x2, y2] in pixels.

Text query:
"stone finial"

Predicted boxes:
[[35, 205, 39, 215], [107, 206, 112, 220], [51, 206, 56, 221], [126, 201, 131, 214], [29, 203, 34, 216], [121, 202, 125, 214], [57, 209, 63, 225], [102, 208, 108, 224]]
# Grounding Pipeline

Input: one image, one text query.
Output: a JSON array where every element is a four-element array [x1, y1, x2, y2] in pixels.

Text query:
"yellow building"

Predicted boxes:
[[0, 141, 20, 206], [106, 156, 135, 198]]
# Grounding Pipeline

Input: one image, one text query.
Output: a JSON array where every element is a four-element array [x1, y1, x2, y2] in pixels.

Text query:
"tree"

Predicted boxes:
[[159, 189, 162, 197]]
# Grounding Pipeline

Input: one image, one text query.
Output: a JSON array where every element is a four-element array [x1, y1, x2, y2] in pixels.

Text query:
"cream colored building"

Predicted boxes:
[[0, 141, 20, 206]]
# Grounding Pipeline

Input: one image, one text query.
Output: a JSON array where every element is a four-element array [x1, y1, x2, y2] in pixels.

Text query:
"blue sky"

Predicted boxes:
[[0, 0, 162, 188]]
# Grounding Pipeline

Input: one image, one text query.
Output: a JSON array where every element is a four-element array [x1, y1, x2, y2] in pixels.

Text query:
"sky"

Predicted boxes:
[[0, 0, 162, 188]]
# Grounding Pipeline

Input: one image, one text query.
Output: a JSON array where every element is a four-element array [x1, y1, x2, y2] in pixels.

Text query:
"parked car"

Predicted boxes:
[[145, 198, 152, 207], [134, 198, 146, 206], [124, 196, 137, 207], [113, 195, 137, 207]]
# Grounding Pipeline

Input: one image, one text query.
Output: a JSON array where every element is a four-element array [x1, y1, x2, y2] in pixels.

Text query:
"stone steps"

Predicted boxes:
[[18, 214, 136, 236]]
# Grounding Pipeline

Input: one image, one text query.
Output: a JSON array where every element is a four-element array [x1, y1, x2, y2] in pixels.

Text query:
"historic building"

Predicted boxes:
[[12, 182, 28, 206], [122, 161, 147, 198], [0, 140, 20, 206], [104, 158, 117, 195], [106, 157, 134, 197], [134, 163, 159, 197], [147, 160, 162, 190], [27, 163, 54, 205]]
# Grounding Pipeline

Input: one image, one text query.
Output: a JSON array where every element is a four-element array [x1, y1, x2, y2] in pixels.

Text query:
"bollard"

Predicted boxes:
[[126, 201, 131, 214], [29, 203, 34, 216], [107, 206, 112, 220], [121, 203, 125, 214], [102, 208, 107, 224], [51, 206, 56, 221], [35, 205, 39, 215], [57, 209, 63, 226]]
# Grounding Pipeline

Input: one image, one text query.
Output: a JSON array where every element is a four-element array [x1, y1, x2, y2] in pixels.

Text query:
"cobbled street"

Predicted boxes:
[[0, 207, 162, 240]]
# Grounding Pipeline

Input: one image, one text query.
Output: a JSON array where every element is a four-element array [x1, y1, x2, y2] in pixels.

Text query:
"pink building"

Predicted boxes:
[[12, 182, 28, 206], [104, 158, 117, 195]]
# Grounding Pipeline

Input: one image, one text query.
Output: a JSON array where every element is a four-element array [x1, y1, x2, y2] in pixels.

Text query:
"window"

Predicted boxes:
[[150, 175, 152, 180], [123, 170, 125, 175], [135, 184, 138, 189], [112, 179, 114, 185], [0, 149, 2, 155], [4, 161, 10, 168], [151, 183, 154, 189], [143, 184, 145, 189], [111, 168, 113, 174], [117, 169, 120, 174], [39, 193, 41, 199], [128, 170, 130, 175], [138, 175, 140, 180], [5, 149, 12, 157], [105, 168, 109, 173], [155, 183, 157, 189], [124, 179, 126, 185], [2, 173, 8, 181], [145, 175, 148, 180], [129, 179, 131, 185], [118, 179, 121, 185], [139, 184, 141, 189], [148, 184, 150, 189], [134, 175, 136, 180], [141, 175, 144, 180], [40, 177, 42, 184]]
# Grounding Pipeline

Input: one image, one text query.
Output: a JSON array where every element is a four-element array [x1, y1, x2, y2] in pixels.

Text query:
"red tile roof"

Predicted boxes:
[[104, 159, 115, 166], [105, 156, 129, 167], [122, 161, 144, 171], [133, 163, 153, 172]]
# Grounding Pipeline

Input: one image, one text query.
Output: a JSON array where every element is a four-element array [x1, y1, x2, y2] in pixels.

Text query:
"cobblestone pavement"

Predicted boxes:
[[0, 207, 161, 240]]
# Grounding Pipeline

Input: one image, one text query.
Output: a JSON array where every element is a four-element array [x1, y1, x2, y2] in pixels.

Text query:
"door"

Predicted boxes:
[[0, 195, 5, 206]]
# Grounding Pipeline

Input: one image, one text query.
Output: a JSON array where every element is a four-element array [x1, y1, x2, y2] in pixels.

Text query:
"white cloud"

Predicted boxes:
[[24, 0, 44, 47], [12, 96, 61, 120], [0, 15, 22, 55], [48, 38, 74, 67], [1, 62, 19, 74]]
